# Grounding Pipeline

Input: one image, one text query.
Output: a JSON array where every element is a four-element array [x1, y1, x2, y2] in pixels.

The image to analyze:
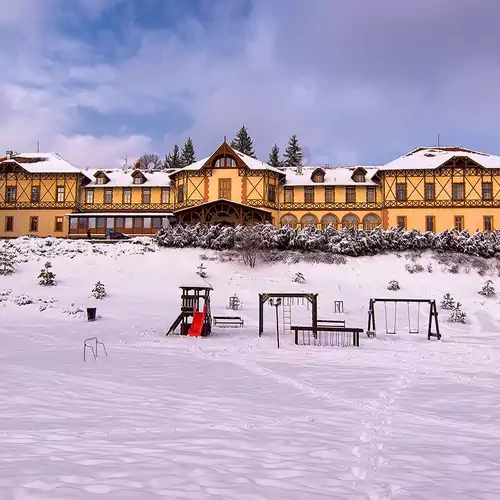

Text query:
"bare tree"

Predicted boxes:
[[136, 153, 162, 171], [234, 226, 263, 268]]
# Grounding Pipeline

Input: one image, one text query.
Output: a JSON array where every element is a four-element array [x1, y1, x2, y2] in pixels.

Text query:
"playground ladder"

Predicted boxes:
[[283, 304, 292, 334]]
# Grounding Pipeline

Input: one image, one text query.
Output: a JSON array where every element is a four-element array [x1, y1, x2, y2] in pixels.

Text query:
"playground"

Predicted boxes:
[[0, 246, 499, 499]]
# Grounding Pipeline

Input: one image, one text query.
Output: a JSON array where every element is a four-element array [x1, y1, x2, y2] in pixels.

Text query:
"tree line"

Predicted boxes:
[[135, 125, 305, 171]]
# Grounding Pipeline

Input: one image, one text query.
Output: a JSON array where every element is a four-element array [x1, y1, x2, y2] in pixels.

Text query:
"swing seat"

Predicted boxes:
[[409, 329, 420, 334], [386, 330, 396, 335]]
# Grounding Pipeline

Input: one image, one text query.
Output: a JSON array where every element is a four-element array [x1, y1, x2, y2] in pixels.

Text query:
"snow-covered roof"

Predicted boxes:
[[0, 152, 82, 174], [283, 166, 380, 186], [169, 150, 284, 176], [82, 169, 172, 187], [66, 212, 173, 217], [380, 147, 500, 171]]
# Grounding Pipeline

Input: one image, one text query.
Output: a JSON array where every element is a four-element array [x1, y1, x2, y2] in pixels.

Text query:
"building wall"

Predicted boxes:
[[0, 209, 70, 238], [82, 185, 172, 209]]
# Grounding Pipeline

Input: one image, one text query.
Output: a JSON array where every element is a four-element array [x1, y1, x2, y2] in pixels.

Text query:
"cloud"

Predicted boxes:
[[1, 0, 500, 169]]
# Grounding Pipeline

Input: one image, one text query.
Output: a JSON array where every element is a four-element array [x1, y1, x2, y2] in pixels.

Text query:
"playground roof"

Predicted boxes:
[[179, 285, 213, 290]]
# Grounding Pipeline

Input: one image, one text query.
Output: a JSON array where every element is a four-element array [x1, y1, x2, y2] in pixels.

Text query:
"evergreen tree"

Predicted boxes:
[[230, 125, 256, 158], [440, 293, 456, 310], [0, 249, 15, 275], [479, 279, 496, 297], [387, 280, 400, 291], [283, 134, 303, 168], [448, 302, 467, 324], [180, 137, 196, 167], [90, 281, 107, 299], [268, 143, 283, 169], [165, 144, 182, 170], [38, 262, 56, 286]]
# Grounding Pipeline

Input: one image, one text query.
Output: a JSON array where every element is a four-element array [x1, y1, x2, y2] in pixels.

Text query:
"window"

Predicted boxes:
[[300, 214, 318, 227], [152, 217, 163, 229], [134, 217, 142, 229], [321, 214, 338, 230], [353, 172, 365, 182], [56, 186, 65, 203], [31, 186, 40, 202], [97, 217, 105, 229], [142, 188, 151, 204], [115, 217, 124, 229], [88, 218, 96, 229], [125, 217, 133, 229], [397, 216, 406, 229], [143, 217, 151, 229], [78, 217, 87, 229], [30, 216, 38, 232], [454, 216, 464, 231], [6, 186, 16, 202], [346, 187, 356, 203], [96, 176, 106, 185], [304, 186, 315, 203], [396, 183, 407, 201], [106, 218, 114, 229], [178, 185, 184, 203], [5, 216, 13, 232], [425, 216, 435, 232], [161, 188, 170, 204], [482, 182, 493, 200], [219, 179, 231, 199], [312, 173, 324, 183], [123, 188, 131, 204], [104, 188, 113, 204], [425, 183, 435, 201], [281, 214, 297, 227], [342, 214, 359, 228], [133, 175, 143, 185], [484, 216, 493, 232], [452, 183, 464, 201], [54, 217, 63, 232], [85, 189, 94, 204], [325, 187, 334, 203], [362, 214, 380, 230], [268, 184, 276, 202], [284, 187, 294, 203], [214, 156, 237, 168], [366, 187, 376, 203]]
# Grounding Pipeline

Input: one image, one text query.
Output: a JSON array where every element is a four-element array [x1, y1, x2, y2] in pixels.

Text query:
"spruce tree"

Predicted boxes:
[[230, 125, 256, 158], [38, 262, 56, 286], [0, 249, 15, 275], [165, 144, 182, 170], [180, 138, 196, 167], [268, 143, 283, 169], [283, 134, 303, 168]]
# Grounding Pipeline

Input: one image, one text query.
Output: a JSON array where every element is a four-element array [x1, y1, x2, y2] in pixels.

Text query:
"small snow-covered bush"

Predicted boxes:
[[38, 262, 56, 286], [448, 302, 467, 324], [405, 263, 424, 274], [0, 289, 12, 302], [293, 272, 305, 283], [90, 281, 107, 299], [479, 279, 496, 297], [13, 294, 33, 306], [63, 303, 85, 318], [427, 263, 433, 273], [387, 280, 400, 291], [0, 249, 16, 275], [448, 264, 460, 274], [440, 293, 456, 310]]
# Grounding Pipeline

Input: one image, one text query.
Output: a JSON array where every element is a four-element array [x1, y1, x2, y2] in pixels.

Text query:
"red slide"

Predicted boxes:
[[188, 305, 206, 337]]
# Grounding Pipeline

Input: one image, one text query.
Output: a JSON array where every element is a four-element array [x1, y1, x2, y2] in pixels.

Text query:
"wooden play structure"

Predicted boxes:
[[366, 298, 441, 340], [167, 286, 213, 337]]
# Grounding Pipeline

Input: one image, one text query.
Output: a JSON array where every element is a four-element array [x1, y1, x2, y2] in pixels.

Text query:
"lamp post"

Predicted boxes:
[[269, 297, 282, 348]]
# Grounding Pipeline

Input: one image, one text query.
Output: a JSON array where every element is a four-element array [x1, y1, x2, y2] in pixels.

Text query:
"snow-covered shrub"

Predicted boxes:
[[448, 302, 467, 324], [293, 272, 305, 283], [427, 263, 433, 273], [440, 293, 456, 310], [479, 279, 496, 297], [405, 263, 424, 274], [234, 226, 264, 268], [37, 297, 57, 312], [0, 289, 12, 302], [63, 303, 85, 318], [38, 262, 56, 286], [387, 280, 400, 291], [13, 294, 33, 306], [448, 264, 460, 274], [0, 249, 16, 275], [90, 281, 107, 299]]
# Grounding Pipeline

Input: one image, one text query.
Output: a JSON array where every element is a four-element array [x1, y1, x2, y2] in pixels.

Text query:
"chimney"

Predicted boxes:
[[6, 150, 12, 160], [296, 164, 303, 175]]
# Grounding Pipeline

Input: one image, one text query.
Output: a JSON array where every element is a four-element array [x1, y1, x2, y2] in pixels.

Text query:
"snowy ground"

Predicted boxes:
[[1, 244, 500, 499]]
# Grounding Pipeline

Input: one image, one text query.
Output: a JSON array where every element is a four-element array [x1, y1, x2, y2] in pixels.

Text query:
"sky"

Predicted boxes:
[[1, 0, 500, 169]]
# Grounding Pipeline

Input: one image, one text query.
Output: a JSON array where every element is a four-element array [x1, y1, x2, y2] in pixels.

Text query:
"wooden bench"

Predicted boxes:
[[213, 316, 244, 327], [318, 319, 346, 328]]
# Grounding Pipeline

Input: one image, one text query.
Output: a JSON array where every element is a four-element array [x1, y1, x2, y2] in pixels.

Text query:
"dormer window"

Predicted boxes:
[[214, 156, 237, 168], [311, 168, 325, 183], [131, 171, 146, 185], [96, 177, 105, 184], [352, 168, 367, 183], [94, 171, 110, 185], [133, 176, 142, 184]]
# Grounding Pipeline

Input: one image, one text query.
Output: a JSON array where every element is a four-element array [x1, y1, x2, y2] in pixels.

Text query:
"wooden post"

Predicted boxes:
[[258, 294, 264, 337], [312, 294, 318, 339]]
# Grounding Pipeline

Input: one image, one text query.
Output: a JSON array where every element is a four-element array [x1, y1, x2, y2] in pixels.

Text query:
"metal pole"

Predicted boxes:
[[275, 305, 280, 348]]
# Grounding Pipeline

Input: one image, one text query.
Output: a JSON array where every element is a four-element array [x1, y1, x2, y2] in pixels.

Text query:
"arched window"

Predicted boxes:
[[342, 213, 359, 229], [281, 214, 298, 228], [214, 156, 237, 168], [362, 213, 380, 230], [300, 214, 318, 228], [321, 213, 339, 230]]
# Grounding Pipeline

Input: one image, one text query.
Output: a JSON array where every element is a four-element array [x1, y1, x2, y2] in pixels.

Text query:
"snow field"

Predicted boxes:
[[1, 246, 500, 499]]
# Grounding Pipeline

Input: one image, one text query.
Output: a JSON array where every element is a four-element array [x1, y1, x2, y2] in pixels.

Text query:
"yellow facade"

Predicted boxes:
[[2, 144, 500, 238]]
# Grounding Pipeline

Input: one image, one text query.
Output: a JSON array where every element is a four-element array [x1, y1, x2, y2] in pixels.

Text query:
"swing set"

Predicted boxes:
[[367, 298, 441, 340]]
